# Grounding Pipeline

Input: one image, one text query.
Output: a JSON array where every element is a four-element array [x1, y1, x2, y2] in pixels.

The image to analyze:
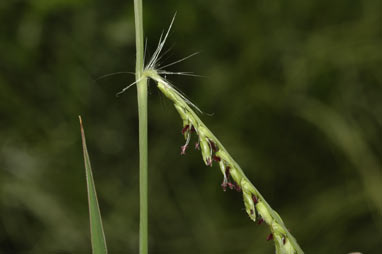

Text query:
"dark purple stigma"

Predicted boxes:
[[283, 237, 286, 245], [266, 233, 273, 241], [191, 126, 196, 132], [182, 125, 190, 135], [250, 209, 254, 215], [257, 218, 264, 225], [212, 155, 221, 162], [252, 194, 258, 204]]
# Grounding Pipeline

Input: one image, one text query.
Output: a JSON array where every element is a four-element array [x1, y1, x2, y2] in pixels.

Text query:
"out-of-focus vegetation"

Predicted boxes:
[[0, 0, 381, 253]]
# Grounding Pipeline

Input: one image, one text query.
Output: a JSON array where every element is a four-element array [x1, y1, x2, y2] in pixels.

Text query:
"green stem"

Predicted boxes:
[[134, 0, 148, 253]]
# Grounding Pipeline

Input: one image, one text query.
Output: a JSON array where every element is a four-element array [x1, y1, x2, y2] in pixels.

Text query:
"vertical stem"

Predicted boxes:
[[134, 0, 148, 254]]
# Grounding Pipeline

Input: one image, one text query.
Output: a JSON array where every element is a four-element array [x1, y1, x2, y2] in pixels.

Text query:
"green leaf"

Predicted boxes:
[[79, 116, 108, 254]]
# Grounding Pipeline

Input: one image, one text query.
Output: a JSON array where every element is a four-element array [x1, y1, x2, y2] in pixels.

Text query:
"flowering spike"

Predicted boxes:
[[148, 69, 304, 254]]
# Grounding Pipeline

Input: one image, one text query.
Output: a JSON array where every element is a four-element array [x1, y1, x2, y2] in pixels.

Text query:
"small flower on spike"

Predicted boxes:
[[220, 166, 235, 191], [180, 131, 191, 155], [271, 221, 286, 235], [200, 137, 212, 166], [241, 178, 256, 221], [256, 202, 273, 224], [219, 161, 228, 191], [228, 167, 242, 185]]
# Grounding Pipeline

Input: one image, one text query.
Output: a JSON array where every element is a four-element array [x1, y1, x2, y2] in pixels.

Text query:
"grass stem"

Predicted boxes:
[[133, 0, 149, 253]]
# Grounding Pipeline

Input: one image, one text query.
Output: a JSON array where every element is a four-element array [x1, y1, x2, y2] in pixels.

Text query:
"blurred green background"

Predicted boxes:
[[1, 0, 381, 253]]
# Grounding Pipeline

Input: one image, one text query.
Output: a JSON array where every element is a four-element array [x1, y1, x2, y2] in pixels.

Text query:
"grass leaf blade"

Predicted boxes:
[[79, 116, 108, 254]]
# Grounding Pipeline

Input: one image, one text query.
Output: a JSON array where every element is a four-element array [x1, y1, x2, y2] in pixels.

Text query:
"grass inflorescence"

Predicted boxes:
[[147, 68, 303, 254], [117, 16, 305, 254]]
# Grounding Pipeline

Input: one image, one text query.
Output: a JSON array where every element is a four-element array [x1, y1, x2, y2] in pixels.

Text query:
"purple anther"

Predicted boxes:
[[252, 194, 258, 204], [266, 233, 273, 241], [234, 183, 241, 192], [182, 125, 190, 135], [225, 167, 231, 177], [212, 155, 221, 162], [209, 140, 218, 151]]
